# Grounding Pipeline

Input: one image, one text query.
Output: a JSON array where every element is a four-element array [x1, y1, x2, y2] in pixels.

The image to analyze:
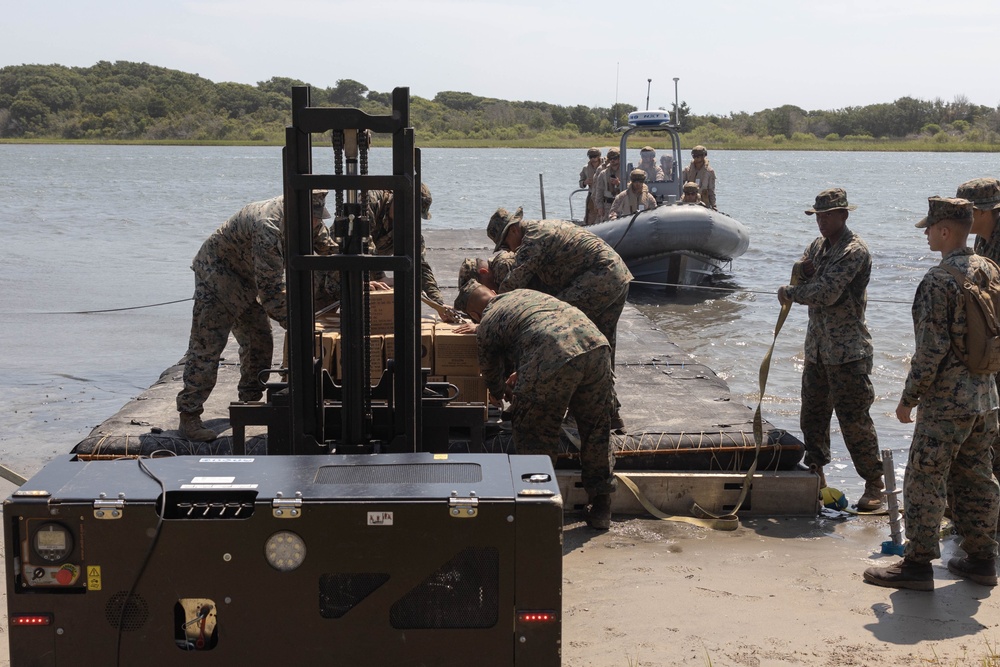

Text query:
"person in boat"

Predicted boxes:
[[579, 147, 604, 225], [682, 145, 717, 210], [454, 281, 617, 530], [681, 181, 708, 206], [175, 190, 381, 442], [777, 188, 884, 511], [593, 148, 622, 222], [609, 169, 657, 219], [660, 154, 675, 182], [486, 209, 632, 432], [864, 197, 1000, 592], [636, 146, 665, 183], [365, 183, 446, 306]]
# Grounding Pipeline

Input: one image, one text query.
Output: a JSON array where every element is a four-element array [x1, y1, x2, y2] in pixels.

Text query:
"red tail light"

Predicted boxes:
[[11, 614, 53, 627], [517, 611, 557, 623]]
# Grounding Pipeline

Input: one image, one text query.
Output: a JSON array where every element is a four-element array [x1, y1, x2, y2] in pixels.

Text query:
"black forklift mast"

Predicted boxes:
[[281, 85, 422, 454]]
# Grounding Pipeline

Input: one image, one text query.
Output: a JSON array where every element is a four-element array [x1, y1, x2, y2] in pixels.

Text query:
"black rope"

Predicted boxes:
[[32, 297, 193, 315]]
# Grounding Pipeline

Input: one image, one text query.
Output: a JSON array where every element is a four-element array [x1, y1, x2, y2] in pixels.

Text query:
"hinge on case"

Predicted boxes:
[[94, 493, 125, 519], [448, 492, 479, 518], [272, 492, 303, 518]]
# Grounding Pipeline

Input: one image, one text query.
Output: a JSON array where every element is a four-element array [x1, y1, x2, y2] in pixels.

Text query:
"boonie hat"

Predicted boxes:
[[587, 147, 601, 158], [606, 148, 620, 159], [955, 177, 1000, 211], [691, 145, 707, 157], [805, 188, 857, 215], [915, 196, 973, 228], [682, 181, 700, 194], [630, 169, 646, 182], [311, 189, 331, 219], [486, 206, 524, 251], [453, 278, 482, 315], [640, 145, 655, 154], [458, 258, 478, 289]]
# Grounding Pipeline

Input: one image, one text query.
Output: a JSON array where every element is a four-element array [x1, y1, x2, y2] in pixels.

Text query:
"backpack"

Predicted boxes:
[[939, 257, 1000, 375]]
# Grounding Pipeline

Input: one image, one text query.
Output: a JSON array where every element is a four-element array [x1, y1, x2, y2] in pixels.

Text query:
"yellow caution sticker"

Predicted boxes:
[[433, 454, 448, 460], [87, 566, 102, 591]]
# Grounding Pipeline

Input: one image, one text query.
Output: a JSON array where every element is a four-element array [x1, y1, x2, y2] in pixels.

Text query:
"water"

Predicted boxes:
[[1, 145, 997, 494]]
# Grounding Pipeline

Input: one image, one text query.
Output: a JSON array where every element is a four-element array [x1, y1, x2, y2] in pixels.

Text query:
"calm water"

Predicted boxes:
[[1, 145, 997, 498]]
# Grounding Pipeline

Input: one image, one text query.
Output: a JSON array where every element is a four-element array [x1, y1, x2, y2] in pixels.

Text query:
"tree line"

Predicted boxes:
[[2, 61, 999, 147]]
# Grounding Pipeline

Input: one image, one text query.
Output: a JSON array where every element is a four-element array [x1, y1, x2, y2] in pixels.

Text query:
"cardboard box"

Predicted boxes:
[[384, 323, 435, 371], [445, 375, 489, 404], [368, 289, 395, 335], [282, 328, 338, 373], [335, 334, 384, 386], [434, 323, 480, 375]]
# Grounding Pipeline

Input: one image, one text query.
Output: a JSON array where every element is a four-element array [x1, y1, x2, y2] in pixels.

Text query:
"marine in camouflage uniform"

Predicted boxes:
[[365, 183, 443, 304], [864, 197, 999, 591], [457, 251, 520, 292], [487, 213, 632, 429], [592, 149, 622, 222], [778, 188, 883, 509], [176, 192, 338, 441], [681, 145, 717, 210], [956, 177, 1000, 499], [609, 169, 657, 219], [471, 286, 616, 527]]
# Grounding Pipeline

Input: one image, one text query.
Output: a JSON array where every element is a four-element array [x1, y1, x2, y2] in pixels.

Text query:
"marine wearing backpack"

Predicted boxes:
[[939, 258, 1000, 375]]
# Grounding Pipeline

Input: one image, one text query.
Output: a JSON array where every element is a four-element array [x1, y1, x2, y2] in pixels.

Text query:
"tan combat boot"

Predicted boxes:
[[178, 412, 217, 442], [856, 478, 884, 512]]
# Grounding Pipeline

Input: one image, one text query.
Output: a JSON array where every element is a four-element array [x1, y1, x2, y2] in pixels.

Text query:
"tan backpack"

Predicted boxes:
[[939, 257, 1000, 375]]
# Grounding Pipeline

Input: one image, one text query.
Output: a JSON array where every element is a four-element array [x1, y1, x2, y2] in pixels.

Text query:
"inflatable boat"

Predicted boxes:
[[571, 111, 750, 285]]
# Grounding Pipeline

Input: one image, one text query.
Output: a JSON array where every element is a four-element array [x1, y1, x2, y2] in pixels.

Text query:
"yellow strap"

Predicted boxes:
[[616, 473, 739, 530]]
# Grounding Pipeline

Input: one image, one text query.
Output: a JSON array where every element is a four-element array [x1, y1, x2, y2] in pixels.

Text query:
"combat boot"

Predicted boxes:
[[863, 558, 934, 591], [947, 556, 998, 586], [586, 493, 612, 531], [178, 412, 217, 442], [857, 478, 884, 512]]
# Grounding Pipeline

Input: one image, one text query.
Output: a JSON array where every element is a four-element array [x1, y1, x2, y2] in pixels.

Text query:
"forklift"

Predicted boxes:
[[4, 87, 563, 667]]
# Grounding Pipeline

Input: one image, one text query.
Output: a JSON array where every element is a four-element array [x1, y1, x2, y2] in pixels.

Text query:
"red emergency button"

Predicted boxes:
[[54, 565, 77, 585]]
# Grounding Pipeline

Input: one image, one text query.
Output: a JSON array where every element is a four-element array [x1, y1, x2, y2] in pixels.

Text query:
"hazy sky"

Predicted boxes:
[[4, 0, 999, 116]]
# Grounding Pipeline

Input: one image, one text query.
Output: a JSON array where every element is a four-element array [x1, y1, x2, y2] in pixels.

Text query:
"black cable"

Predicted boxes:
[[34, 297, 193, 315]]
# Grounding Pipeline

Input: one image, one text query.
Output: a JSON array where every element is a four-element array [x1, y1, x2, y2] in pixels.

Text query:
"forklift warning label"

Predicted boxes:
[[87, 566, 101, 591], [368, 512, 393, 526]]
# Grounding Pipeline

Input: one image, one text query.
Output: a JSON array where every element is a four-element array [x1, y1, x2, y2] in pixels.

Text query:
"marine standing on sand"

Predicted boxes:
[[609, 169, 658, 219], [593, 148, 622, 222], [455, 282, 617, 530], [176, 191, 336, 442], [777, 188, 884, 511], [487, 209, 632, 432], [365, 183, 444, 305], [864, 197, 1000, 592], [579, 148, 604, 226], [956, 177, 1000, 526], [682, 145, 717, 209]]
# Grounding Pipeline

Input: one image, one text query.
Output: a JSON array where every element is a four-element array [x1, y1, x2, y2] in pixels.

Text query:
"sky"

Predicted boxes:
[[3, 0, 1000, 117]]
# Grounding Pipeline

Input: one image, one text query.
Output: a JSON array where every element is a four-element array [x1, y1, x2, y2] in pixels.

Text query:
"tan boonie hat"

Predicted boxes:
[[490, 251, 516, 287], [587, 147, 601, 158], [915, 196, 973, 228], [691, 145, 707, 157], [629, 169, 646, 182], [805, 187, 857, 215], [311, 189, 331, 219], [640, 145, 655, 153], [606, 148, 620, 159], [682, 181, 700, 194], [453, 278, 482, 314], [457, 258, 478, 289], [955, 177, 1000, 211], [486, 206, 524, 251]]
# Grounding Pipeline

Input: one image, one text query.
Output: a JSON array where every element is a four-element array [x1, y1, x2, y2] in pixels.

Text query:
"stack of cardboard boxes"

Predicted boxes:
[[286, 290, 490, 403]]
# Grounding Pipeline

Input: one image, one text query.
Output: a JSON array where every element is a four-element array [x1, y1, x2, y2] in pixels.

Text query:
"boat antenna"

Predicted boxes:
[[673, 77, 680, 127], [646, 78, 652, 111]]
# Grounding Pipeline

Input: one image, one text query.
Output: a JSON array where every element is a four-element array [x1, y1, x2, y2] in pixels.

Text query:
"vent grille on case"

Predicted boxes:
[[105, 591, 149, 631], [319, 573, 391, 619], [390, 547, 499, 629]]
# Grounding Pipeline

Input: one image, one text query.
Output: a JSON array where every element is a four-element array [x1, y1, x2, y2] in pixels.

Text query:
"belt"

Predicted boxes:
[[604, 197, 615, 203]]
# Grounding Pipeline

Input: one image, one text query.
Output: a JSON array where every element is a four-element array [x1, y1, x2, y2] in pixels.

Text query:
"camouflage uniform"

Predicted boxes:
[[366, 187, 443, 304], [900, 244, 1000, 563], [476, 290, 616, 495], [496, 219, 633, 361], [609, 183, 657, 219], [783, 227, 882, 483], [682, 146, 717, 209]]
